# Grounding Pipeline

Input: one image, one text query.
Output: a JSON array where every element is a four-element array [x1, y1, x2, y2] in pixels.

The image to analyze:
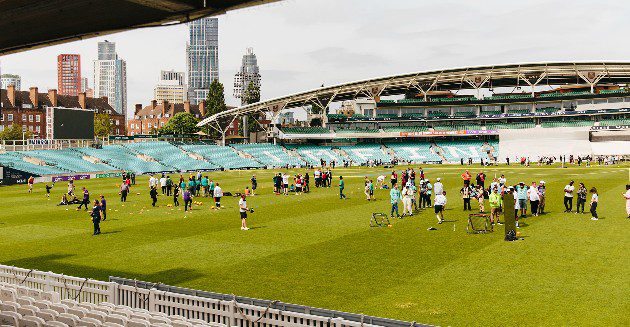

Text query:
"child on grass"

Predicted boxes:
[[590, 187, 599, 221]]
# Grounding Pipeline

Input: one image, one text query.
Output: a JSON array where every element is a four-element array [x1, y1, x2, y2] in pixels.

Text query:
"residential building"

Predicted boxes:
[[0, 85, 125, 138], [1, 74, 21, 91], [93, 40, 127, 117], [186, 17, 219, 105], [154, 70, 186, 104], [234, 47, 261, 105], [57, 54, 81, 96]]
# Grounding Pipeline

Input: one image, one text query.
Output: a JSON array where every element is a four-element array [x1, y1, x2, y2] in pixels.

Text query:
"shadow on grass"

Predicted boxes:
[[4, 254, 205, 285]]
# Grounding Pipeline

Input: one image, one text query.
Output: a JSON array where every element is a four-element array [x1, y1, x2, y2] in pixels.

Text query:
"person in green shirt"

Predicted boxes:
[[209, 180, 215, 197], [165, 176, 173, 196], [201, 176, 209, 197], [489, 188, 503, 225], [390, 183, 401, 218], [339, 176, 346, 199]]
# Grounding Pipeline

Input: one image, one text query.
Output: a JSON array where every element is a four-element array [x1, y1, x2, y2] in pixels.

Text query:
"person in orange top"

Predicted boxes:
[[461, 170, 472, 186]]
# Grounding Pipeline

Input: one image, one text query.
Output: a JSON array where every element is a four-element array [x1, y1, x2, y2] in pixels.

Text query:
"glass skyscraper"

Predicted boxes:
[[234, 47, 261, 106], [93, 40, 127, 117], [186, 17, 219, 105]]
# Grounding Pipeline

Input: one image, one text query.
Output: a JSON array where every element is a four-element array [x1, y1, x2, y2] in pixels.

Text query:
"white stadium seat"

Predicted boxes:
[[77, 304, 95, 312], [20, 315, 46, 327], [56, 313, 81, 327], [60, 300, 78, 308], [17, 305, 39, 317], [36, 309, 59, 321], [172, 320, 193, 327], [0, 311, 22, 326], [66, 308, 88, 319], [49, 304, 69, 314], [0, 301, 20, 312], [27, 289, 43, 300], [78, 317, 102, 327], [101, 323, 124, 327], [44, 322, 69, 327], [148, 316, 171, 324], [0, 289, 17, 302], [16, 297, 35, 307], [32, 300, 52, 310], [126, 319, 150, 327], [104, 314, 126, 326], [84, 311, 106, 323]]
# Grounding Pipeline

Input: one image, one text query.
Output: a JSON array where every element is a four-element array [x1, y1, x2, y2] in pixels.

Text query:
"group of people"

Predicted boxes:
[[145, 172, 224, 211], [562, 181, 599, 220]]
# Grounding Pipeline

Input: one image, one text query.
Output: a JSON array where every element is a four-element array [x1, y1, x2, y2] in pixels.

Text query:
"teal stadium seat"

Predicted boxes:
[[232, 143, 305, 167]]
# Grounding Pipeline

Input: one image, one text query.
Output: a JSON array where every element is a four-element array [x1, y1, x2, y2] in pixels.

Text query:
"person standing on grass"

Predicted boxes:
[[476, 185, 485, 213], [150, 186, 158, 207], [27, 176, 34, 193], [209, 179, 215, 199], [77, 187, 90, 211], [401, 184, 413, 216], [390, 183, 401, 218], [173, 185, 180, 207], [120, 182, 129, 202], [166, 176, 173, 196], [489, 188, 502, 225], [576, 183, 587, 214], [160, 175, 167, 194], [461, 170, 472, 187], [282, 173, 290, 195], [434, 178, 444, 197], [304, 173, 310, 193], [434, 191, 447, 224], [239, 194, 250, 231], [527, 182, 540, 217], [45, 184, 53, 198], [460, 183, 473, 211], [251, 175, 257, 195], [149, 175, 158, 190], [390, 170, 398, 188], [364, 181, 371, 201], [515, 182, 528, 218], [100, 195, 107, 221], [200, 176, 208, 197], [563, 180, 575, 212], [590, 187, 599, 220], [476, 171, 486, 189], [339, 176, 346, 199], [622, 185, 630, 219], [538, 181, 546, 214], [213, 183, 223, 208], [425, 179, 433, 208], [369, 179, 375, 200], [183, 188, 192, 211], [90, 199, 101, 236]]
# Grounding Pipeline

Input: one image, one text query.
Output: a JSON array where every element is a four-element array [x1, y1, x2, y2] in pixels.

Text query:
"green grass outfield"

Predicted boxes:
[[0, 164, 629, 326]]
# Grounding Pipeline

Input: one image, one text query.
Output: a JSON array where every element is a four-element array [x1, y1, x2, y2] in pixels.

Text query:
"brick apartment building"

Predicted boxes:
[[128, 100, 239, 136], [0, 85, 126, 138]]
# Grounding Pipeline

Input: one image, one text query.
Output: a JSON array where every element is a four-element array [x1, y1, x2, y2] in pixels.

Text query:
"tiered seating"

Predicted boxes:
[[351, 114, 369, 119], [378, 100, 395, 104], [232, 143, 305, 167], [537, 107, 560, 113], [335, 128, 380, 133], [480, 110, 502, 115], [486, 94, 533, 100], [485, 122, 535, 130], [0, 282, 224, 327], [376, 113, 398, 119], [506, 109, 530, 114], [179, 143, 263, 169], [431, 125, 454, 131], [281, 127, 331, 134], [21, 149, 115, 173], [285, 145, 345, 166], [427, 111, 448, 118], [541, 120, 594, 128], [429, 96, 475, 103], [326, 114, 346, 120], [77, 145, 169, 173], [600, 88, 628, 94], [436, 140, 498, 163], [124, 142, 217, 171], [454, 111, 475, 117], [453, 122, 483, 130], [337, 144, 391, 164], [0, 152, 65, 175], [401, 113, 426, 119], [381, 126, 428, 133], [599, 118, 630, 126], [539, 91, 590, 98], [386, 142, 442, 162]]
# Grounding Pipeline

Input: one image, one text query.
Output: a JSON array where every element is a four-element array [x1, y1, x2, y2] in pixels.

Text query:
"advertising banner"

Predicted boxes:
[[96, 172, 123, 179], [51, 174, 90, 183]]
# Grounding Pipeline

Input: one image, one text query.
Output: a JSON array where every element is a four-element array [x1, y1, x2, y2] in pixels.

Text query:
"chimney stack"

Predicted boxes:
[[135, 104, 143, 115], [184, 101, 191, 113], [78, 92, 86, 109], [161, 100, 168, 116], [151, 100, 157, 109], [7, 85, 16, 107], [29, 87, 39, 108], [199, 101, 206, 117], [48, 89, 58, 107]]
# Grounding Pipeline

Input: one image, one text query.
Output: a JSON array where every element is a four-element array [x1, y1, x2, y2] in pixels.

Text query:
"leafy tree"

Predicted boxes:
[[310, 118, 322, 127], [94, 113, 112, 138], [160, 112, 200, 134], [243, 81, 261, 135], [0, 124, 32, 140], [205, 79, 227, 117]]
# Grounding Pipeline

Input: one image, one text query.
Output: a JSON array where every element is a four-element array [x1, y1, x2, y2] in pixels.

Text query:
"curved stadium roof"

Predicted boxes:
[[198, 61, 630, 127]]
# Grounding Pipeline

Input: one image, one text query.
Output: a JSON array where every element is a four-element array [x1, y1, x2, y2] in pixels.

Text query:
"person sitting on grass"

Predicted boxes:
[[434, 191, 447, 224]]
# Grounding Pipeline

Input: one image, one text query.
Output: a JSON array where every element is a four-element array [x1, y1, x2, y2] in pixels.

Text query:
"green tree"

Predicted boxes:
[[0, 124, 32, 140], [205, 79, 227, 117], [243, 81, 261, 135], [94, 113, 112, 138], [160, 112, 200, 134]]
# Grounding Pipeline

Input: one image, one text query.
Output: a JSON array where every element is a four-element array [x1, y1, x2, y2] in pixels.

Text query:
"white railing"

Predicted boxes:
[[0, 264, 429, 327]]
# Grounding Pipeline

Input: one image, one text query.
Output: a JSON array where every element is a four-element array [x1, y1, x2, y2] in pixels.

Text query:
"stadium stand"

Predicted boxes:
[[178, 142, 263, 170], [598, 118, 630, 126], [232, 143, 305, 167], [337, 143, 392, 164], [436, 140, 499, 163], [335, 128, 381, 133], [485, 122, 536, 130], [0, 152, 66, 175], [123, 141, 218, 171], [401, 113, 426, 119], [537, 107, 560, 113], [19, 149, 115, 173], [386, 142, 443, 162], [541, 120, 594, 128], [281, 127, 331, 134], [381, 126, 428, 132], [76, 145, 170, 173], [486, 94, 533, 100], [375, 113, 398, 119], [285, 145, 345, 166]]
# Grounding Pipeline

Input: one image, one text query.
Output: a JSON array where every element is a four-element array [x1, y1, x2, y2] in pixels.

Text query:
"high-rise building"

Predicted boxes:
[[1, 73, 21, 91], [186, 17, 219, 105], [234, 47, 261, 106], [57, 54, 81, 96], [154, 70, 186, 104], [93, 40, 127, 117], [81, 77, 94, 98]]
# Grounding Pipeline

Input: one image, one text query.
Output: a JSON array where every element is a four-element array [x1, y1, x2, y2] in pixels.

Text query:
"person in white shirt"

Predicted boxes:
[[149, 175, 158, 189], [376, 175, 386, 188], [564, 181, 575, 212], [239, 194, 250, 230], [213, 183, 223, 208], [159, 176, 167, 194], [434, 191, 447, 224], [434, 178, 444, 195], [499, 175, 507, 187], [282, 174, 289, 195], [490, 178, 499, 192], [590, 187, 599, 220], [527, 182, 541, 216], [401, 183, 413, 216]]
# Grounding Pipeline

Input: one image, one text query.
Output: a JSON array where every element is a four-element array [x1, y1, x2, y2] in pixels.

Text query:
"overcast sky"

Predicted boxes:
[[1, 0, 629, 119]]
